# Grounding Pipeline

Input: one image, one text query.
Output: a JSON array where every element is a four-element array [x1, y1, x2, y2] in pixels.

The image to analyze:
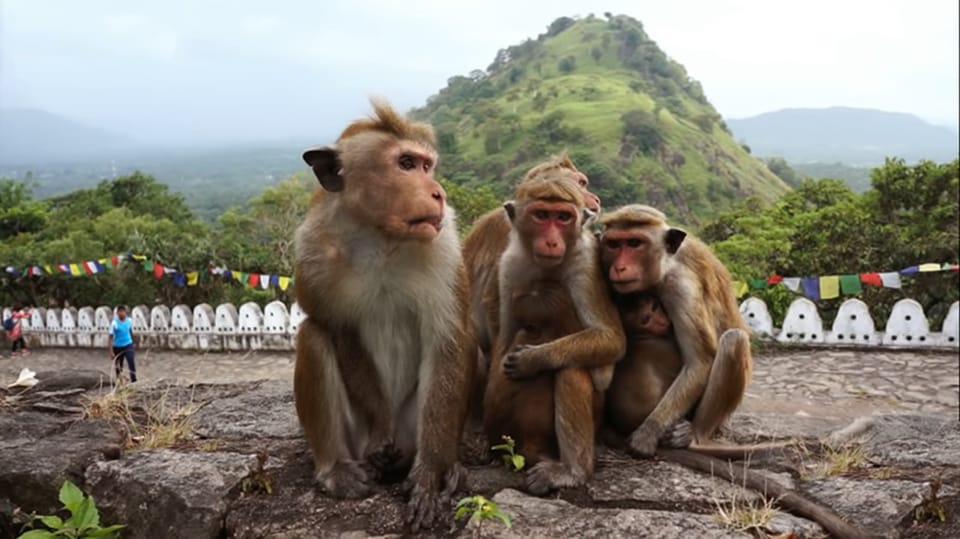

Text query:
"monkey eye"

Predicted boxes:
[[533, 210, 550, 221], [422, 159, 433, 172], [556, 211, 574, 223], [627, 238, 645, 248], [604, 239, 622, 250], [399, 155, 416, 170]]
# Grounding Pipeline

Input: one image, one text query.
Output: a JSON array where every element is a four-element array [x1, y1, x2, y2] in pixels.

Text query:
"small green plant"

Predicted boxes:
[[491, 435, 525, 472], [454, 495, 511, 537], [18, 480, 125, 539], [913, 477, 947, 524]]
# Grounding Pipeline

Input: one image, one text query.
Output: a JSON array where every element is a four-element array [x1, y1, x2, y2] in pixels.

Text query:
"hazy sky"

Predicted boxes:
[[2, 0, 957, 145]]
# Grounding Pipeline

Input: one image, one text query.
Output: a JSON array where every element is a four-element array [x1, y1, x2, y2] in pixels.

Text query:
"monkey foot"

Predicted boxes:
[[659, 419, 693, 449], [524, 460, 586, 496], [405, 462, 467, 532], [318, 459, 374, 499]]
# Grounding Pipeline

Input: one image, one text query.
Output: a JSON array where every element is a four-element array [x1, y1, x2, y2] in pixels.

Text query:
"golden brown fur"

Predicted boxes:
[[293, 99, 475, 532], [483, 174, 624, 495], [599, 204, 752, 458], [463, 152, 600, 422]]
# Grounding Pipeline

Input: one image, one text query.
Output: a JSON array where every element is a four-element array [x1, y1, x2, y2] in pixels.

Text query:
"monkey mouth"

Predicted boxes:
[[408, 215, 443, 232]]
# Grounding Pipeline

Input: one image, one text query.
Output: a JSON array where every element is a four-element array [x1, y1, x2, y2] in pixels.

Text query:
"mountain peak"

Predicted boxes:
[[412, 14, 788, 225]]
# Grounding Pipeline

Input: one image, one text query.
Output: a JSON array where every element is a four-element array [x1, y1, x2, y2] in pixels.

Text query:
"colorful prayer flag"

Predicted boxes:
[[187, 271, 199, 286], [749, 278, 767, 290], [767, 275, 783, 285], [879, 272, 901, 289], [819, 276, 840, 299], [900, 265, 919, 275], [801, 277, 820, 301], [259, 274, 270, 289], [248, 273, 260, 287], [278, 276, 290, 291], [782, 277, 801, 292], [918, 263, 941, 272], [839, 274, 862, 294], [859, 272, 882, 287], [732, 281, 748, 298], [153, 262, 164, 279], [69, 263, 83, 276]]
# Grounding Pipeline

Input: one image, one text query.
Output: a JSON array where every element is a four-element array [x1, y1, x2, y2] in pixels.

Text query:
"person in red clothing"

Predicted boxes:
[[4, 304, 32, 357]]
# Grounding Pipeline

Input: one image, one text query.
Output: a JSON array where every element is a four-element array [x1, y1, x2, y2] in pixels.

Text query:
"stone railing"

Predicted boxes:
[[4, 297, 958, 351]]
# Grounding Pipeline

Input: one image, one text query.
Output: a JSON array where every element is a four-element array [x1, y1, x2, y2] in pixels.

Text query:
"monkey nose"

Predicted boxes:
[[431, 191, 442, 201]]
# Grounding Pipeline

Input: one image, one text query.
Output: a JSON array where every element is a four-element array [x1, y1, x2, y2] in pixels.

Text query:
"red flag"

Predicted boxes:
[[111, 255, 120, 267], [859, 272, 882, 287], [153, 262, 164, 279], [766, 274, 783, 285], [248, 273, 260, 287], [952, 265, 959, 272]]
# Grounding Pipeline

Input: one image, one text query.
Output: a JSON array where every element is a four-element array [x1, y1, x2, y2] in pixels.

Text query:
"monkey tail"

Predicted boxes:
[[686, 440, 796, 460], [659, 449, 873, 539]]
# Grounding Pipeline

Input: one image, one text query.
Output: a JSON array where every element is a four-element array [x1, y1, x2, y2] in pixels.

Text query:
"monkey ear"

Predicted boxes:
[[303, 145, 344, 192], [582, 207, 597, 226], [665, 228, 687, 254], [503, 201, 517, 222]]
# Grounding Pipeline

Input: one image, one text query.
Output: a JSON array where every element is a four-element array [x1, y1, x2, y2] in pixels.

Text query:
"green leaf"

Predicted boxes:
[[453, 506, 472, 520], [490, 444, 510, 452], [511, 454, 526, 471], [492, 509, 512, 529], [455, 496, 477, 508], [38, 516, 63, 530], [71, 496, 101, 529], [84, 525, 126, 538], [15, 530, 58, 539], [58, 481, 84, 513]]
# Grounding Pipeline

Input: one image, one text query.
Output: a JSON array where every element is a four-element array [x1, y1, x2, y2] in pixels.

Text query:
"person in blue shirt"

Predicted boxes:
[[108, 305, 138, 383]]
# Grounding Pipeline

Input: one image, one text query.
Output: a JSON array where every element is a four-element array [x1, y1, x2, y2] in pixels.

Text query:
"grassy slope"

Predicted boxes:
[[415, 16, 790, 226]]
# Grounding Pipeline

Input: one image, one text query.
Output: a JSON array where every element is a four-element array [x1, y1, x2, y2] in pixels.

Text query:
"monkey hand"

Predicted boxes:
[[627, 422, 662, 459], [405, 461, 467, 532], [659, 419, 693, 449], [502, 344, 546, 379]]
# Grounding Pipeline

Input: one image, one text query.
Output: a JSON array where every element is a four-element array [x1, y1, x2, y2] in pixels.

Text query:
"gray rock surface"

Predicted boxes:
[[1, 359, 956, 539], [86, 449, 260, 539]]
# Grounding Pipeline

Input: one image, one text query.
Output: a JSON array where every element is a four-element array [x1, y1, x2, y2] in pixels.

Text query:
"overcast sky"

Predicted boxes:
[[1, 0, 957, 145]]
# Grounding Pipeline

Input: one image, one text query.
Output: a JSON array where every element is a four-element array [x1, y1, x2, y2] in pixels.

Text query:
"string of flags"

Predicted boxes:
[[2, 253, 294, 291], [732, 263, 959, 300]]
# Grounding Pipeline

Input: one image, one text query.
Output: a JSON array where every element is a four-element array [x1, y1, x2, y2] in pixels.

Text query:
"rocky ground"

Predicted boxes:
[[0, 346, 957, 538]]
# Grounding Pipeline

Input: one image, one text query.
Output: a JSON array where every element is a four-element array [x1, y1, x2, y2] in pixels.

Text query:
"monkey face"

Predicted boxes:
[[600, 227, 663, 293], [515, 201, 581, 267], [307, 136, 447, 242]]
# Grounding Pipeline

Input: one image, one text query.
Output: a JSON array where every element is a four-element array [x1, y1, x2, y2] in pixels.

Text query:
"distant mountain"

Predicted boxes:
[[412, 14, 789, 225], [0, 108, 137, 165], [727, 107, 959, 165]]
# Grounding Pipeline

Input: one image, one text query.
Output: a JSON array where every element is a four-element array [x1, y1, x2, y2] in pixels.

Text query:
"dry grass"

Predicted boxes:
[[713, 491, 780, 533], [794, 439, 868, 478], [81, 381, 198, 449]]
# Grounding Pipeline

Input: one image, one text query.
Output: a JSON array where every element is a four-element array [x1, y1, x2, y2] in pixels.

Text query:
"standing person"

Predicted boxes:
[[108, 305, 138, 383], [4, 304, 31, 357]]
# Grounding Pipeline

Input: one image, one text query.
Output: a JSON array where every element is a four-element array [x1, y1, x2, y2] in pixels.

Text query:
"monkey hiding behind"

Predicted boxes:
[[293, 98, 475, 532]]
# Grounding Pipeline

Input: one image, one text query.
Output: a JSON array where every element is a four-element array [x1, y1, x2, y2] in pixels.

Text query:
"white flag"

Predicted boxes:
[[782, 277, 801, 292], [879, 272, 901, 289]]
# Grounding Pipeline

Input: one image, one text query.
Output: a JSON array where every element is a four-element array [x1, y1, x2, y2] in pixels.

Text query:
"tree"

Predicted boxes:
[[0, 179, 48, 239], [546, 16, 575, 37], [558, 56, 576, 73], [591, 47, 603, 62], [620, 109, 663, 155]]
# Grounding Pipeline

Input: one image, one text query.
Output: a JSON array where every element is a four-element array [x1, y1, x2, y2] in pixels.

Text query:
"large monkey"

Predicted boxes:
[[483, 175, 625, 495], [598, 204, 752, 458], [463, 153, 601, 420], [293, 99, 475, 531]]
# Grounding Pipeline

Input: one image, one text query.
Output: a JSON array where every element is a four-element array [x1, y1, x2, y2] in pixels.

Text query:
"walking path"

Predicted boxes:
[[2, 346, 957, 419]]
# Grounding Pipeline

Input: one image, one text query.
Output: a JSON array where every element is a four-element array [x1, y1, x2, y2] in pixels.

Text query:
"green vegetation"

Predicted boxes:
[[701, 158, 959, 324], [454, 495, 512, 536], [17, 480, 124, 539], [412, 14, 790, 225], [491, 435, 526, 472]]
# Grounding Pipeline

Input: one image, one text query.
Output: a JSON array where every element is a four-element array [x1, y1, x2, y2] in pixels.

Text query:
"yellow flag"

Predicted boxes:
[[132, 254, 146, 261], [69, 263, 83, 276], [919, 263, 941, 272], [819, 275, 840, 299], [278, 276, 290, 291], [43, 265, 53, 274], [732, 280, 748, 298], [186, 271, 199, 286]]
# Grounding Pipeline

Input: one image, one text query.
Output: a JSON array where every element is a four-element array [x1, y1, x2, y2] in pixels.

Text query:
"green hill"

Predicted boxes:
[[411, 14, 790, 225]]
